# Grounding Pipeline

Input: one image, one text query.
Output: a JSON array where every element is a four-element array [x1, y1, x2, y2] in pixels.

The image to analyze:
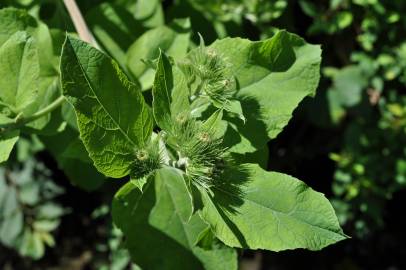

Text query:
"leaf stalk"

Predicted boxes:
[[0, 96, 66, 132]]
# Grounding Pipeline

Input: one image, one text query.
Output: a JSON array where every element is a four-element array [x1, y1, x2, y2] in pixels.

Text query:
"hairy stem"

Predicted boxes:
[[0, 96, 66, 131]]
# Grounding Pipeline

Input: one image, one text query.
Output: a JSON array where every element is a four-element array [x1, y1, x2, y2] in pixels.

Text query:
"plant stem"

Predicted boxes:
[[0, 96, 66, 131], [62, 0, 99, 48]]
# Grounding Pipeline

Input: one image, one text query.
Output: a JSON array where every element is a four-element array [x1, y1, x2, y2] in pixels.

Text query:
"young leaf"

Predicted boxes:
[[126, 18, 191, 90], [200, 164, 347, 251], [130, 176, 148, 191], [60, 36, 153, 178], [152, 51, 173, 132], [223, 100, 245, 122], [201, 109, 226, 139]]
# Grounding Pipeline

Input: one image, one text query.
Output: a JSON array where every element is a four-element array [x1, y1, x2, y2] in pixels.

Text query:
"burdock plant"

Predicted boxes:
[[0, 18, 348, 266]]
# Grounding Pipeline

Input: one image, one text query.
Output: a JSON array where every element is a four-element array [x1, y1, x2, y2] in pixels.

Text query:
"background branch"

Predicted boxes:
[[62, 0, 99, 48]]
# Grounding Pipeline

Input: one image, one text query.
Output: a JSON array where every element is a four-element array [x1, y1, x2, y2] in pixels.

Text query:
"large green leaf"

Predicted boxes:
[[113, 175, 237, 270], [0, 31, 39, 114], [150, 167, 238, 270], [60, 36, 153, 178], [200, 164, 347, 251], [126, 18, 191, 90], [208, 30, 321, 152], [113, 181, 203, 269], [150, 167, 193, 225]]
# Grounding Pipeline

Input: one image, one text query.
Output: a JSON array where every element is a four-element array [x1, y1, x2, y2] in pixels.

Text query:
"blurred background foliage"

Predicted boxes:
[[0, 0, 405, 269]]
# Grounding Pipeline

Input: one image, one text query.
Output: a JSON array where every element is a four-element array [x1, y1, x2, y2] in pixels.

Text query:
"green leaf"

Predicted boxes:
[[19, 181, 40, 205], [0, 8, 63, 132], [152, 51, 174, 131], [0, 8, 57, 73], [113, 181, 202, 269], [0, 8, 61, 130], [150, 167, 237, 270], [61, 159, 106, 191], [0, 130, 19, 164], [209, 30, 321, 151], [130, 176, 148, 191], [60, 138, 92, 163], [223, 99, 245, 123], [0, 7, 37, 47], [201, 109, 225, 139], [0, 31, 39, 114], [19, 228, 45, 260], [200, 164, 347, 251], [114, 0, 164, 28], [329, 66, 367, 107], [126, 18, 191, 90], [150, 167, 193, 225], [0, 187, 24, 246], [33, 219, 60, 232], [40, 126, 105, 191], [61, 36, 153, 178], [113, 179, 237, 270], [0, 114, 19, 163], [36, 203, 64, 219], [133, 0, 164, 28]]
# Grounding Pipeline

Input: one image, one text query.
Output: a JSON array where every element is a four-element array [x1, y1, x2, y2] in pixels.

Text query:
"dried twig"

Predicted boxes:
[[62, 0, 99, 48]]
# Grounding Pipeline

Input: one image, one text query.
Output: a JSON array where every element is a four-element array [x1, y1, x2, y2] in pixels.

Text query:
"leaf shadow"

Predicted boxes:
[[213, 165, 250, 214], [87, 3, 147, 53], [225, 96, 269, 150], [209, 165, 251, 248]]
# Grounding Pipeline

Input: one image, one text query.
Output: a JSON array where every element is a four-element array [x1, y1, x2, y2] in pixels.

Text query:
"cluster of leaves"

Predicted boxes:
[[0, 140, 64, 260], [300, 0, 405, 51], [181, 0, 287, 26], [328, 91, 406, 237]]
